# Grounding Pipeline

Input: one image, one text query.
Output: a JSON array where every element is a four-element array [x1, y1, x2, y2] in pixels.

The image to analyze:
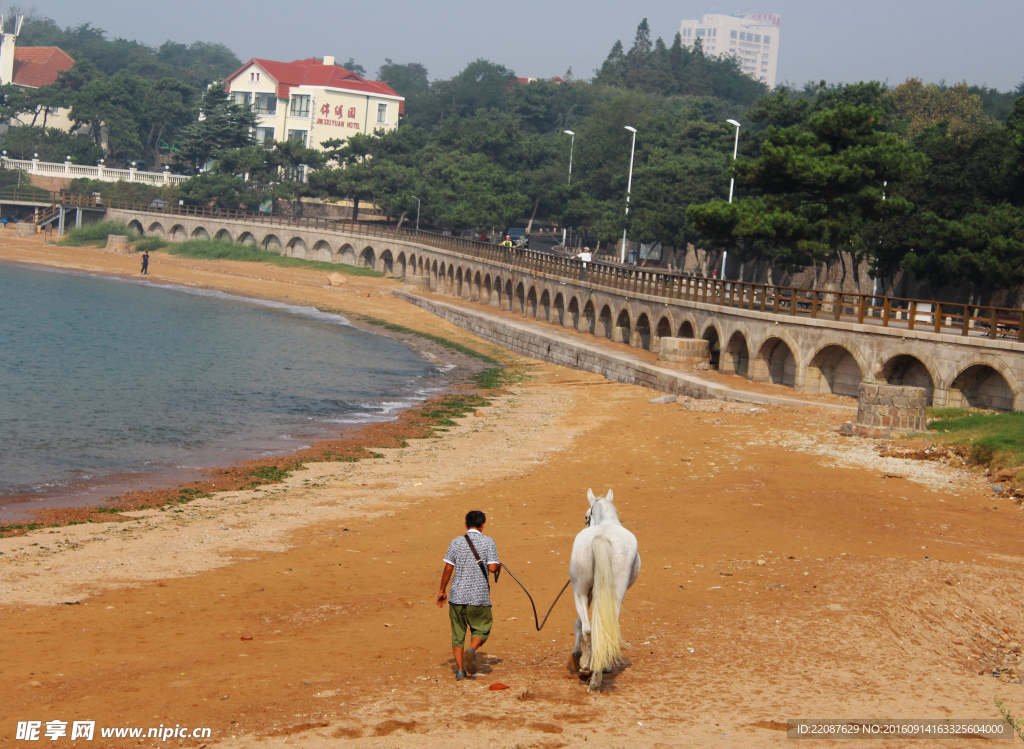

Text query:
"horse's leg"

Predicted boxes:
[[588, 668, 603, 694]]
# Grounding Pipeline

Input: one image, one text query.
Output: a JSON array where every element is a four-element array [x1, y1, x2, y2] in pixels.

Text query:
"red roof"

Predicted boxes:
[[11, 46, 74, 88], [227, 58, 403, 107]]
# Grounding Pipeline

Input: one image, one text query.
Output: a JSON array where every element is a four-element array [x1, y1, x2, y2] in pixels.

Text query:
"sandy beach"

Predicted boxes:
[[2, 234, 1024, 748]]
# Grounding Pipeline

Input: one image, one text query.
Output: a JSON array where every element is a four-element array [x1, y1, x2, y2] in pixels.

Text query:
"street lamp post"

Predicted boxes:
[[563, 130, 575, 186], [621, 125, 637, 264], [720, 118, 742, 280], [410, 195, 421, 232]]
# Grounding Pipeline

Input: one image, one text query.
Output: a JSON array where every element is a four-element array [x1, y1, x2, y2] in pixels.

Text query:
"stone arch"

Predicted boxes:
[[237, 231, 256, 245], [213, 228, 232, 243], [678, 320, 695, 338], [614, 308, 632, 344], [146, 222, 165, 238], [503, 280, 513, 311], [380, 249, 394, 276], [722, 330, 750, 377], [312, 240, 333, 263], [804, 343, 865, 397], [170, 224, 187, 242], [287, 237, 308, 259], [527, 286, 539, 318], [568, 296, 581, 330], [446, 264, 455, 295], [656, 315, 672, 343], [634, 313, 652, 350], [339, 243, 356, 266], [701, 323, 722, 369], [483, 274, 494, 306], [395, 251, 407, 277], [539, 289, 551, 322], [514, 281, 526, 314], [431, 260, 439, 291], [946, 360, 1019, 412], [360, 245, 376, 270], [191, 226, 210, 240], [127, 220, 143, 236], [407, 253, 416, 275], [262, 234, 282, 252], [456, 266, 466, 298], [878, 353, 939, 406], [552, 293, 569, 325], [582, 299, 596, 335], [753, 336, 797, 387], [472, 271, 482, 302], [599, 304, 614, 339]]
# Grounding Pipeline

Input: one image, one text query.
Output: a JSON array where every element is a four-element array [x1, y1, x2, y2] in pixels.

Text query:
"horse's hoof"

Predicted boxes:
[[569, 653, 582, 673], [587, 685, 601, 695]]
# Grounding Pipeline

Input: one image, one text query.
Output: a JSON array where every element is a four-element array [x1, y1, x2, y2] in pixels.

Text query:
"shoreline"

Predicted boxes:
[[0, 242, 504, 532]]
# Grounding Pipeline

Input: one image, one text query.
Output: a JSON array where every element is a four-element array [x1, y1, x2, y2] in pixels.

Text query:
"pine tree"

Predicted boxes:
[[595, 40, 626, 87], [678, 38, 712, 97]]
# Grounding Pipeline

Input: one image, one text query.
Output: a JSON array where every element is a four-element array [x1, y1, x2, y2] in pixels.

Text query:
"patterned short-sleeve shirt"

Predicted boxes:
[[444, 530, 500, 607]]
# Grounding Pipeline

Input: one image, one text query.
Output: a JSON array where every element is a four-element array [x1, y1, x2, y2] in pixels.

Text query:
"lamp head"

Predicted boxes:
[[726, 119, 742, 128], [624, 126, 637, 133], [563, 129, 575, 135]]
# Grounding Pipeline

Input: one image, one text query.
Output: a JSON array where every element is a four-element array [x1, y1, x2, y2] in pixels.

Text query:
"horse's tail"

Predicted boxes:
[[589, 536, 625, 674]]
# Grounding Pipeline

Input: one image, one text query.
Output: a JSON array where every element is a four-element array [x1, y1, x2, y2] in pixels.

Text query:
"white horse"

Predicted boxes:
[[570, 489, 641, 693]]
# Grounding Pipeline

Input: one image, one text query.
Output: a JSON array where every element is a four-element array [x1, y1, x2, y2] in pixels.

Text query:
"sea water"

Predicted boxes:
[[0, 263, 441, 513]]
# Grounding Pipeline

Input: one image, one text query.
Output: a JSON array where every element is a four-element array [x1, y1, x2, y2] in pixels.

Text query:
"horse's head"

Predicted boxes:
[[585, 488, 618, 527]]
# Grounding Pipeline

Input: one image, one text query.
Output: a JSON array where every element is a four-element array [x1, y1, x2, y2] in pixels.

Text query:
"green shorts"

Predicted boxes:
[[449, 603, 492, 647]]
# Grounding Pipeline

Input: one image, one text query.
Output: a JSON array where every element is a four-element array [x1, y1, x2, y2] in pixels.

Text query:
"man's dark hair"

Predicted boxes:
[[465, 510, 486, 528]]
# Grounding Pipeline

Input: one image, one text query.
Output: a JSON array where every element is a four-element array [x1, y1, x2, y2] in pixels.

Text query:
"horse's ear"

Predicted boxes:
[[587, 488, 596, 506], [606, 489, 614, 503]]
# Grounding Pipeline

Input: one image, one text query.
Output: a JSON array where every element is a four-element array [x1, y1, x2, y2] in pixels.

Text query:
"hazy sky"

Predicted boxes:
[[28, 0, 1024, 91]]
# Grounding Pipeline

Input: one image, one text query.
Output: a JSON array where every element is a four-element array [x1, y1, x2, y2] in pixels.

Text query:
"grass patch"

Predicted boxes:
[[928, 410, 1024, 470], [161, 240, 383, 276], [927, 406, 973, 420], [58, 220, 135, 246], [360, 316, 501, 364], [133, 236, 166, 253]]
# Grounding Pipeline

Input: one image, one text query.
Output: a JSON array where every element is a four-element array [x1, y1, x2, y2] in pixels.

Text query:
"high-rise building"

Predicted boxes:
[[679, 13, 781, 88]]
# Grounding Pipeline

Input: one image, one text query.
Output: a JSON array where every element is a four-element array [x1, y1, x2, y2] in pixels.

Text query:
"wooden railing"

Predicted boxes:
[[107, 199, 1024, 343]]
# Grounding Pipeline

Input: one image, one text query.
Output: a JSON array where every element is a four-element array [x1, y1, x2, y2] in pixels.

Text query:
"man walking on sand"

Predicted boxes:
[[140, 250, 149, 276], [437, 510, 500, 681]]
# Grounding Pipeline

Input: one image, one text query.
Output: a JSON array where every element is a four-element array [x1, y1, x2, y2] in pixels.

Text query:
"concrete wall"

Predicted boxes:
[[107, 207, 1024, 411]]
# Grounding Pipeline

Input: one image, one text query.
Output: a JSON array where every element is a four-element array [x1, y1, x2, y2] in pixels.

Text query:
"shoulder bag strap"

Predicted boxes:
[[464, 534, 491, 587]]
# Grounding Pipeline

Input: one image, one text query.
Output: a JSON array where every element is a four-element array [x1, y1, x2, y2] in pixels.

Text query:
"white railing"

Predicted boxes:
[[0, 157, 190, 187]]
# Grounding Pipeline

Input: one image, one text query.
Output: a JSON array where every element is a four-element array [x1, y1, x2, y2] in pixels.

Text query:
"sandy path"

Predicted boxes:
[[3, 237, 1024, 749]]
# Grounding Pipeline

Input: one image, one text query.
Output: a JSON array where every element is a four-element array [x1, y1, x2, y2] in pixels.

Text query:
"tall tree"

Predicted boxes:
[[177, 81, 257, 169]]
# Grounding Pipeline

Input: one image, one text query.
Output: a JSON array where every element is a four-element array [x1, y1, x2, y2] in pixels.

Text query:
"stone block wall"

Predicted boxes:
[[847, 383, 928, 439], [658, 337, 709, 365]]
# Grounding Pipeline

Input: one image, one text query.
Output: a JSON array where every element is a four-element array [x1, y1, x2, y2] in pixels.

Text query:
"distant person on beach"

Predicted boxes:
[[437, 510, 500, 681], [140, 251, 149, 276]]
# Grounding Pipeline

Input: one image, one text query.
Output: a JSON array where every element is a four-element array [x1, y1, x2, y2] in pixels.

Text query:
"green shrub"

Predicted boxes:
[[58, 220, 135, 246], [160, 240, 383, 276], [133, 236, 167, 253]]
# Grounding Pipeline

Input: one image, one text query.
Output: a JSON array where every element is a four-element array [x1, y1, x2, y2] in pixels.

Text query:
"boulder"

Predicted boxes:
[[328, 272, 348, 287]]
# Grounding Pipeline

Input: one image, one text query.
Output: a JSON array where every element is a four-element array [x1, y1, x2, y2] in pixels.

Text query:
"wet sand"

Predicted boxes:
[[2, 235, 1024, 748]]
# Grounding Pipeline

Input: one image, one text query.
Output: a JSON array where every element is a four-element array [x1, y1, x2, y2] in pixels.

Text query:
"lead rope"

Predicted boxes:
[[498, 563, 571, 632]]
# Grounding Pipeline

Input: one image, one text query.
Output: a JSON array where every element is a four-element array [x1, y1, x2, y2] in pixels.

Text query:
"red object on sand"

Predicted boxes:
[[489, 683, 509, 691]]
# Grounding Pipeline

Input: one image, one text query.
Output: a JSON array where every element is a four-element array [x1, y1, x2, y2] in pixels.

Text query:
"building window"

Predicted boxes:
[[255, 127, 275, 146], [376, 103, 387, 123], [695, 28, 705, 36], [289, 95, 310, 117], [254, 93, 276, 115], [755, 34, 761, 42], [764, 36, 771, 45], [730, 30, 737, 38], [287, 129, 307, 147], [231, 91, 251, 106], [249, 72, 261, 82]]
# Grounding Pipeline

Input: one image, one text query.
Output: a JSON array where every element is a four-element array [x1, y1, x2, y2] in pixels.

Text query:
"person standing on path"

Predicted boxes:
[[140, 250, 149, 276], [436, 510, 500, 681], [575, 246, 592, 281]]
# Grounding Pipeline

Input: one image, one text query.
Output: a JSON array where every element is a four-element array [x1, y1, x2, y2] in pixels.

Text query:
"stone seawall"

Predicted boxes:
[[395, 290, 855, 411]]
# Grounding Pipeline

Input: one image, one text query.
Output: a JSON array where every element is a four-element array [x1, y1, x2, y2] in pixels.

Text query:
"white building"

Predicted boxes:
[[680, 13, 781, 88], [224, 56, 404, 155]]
